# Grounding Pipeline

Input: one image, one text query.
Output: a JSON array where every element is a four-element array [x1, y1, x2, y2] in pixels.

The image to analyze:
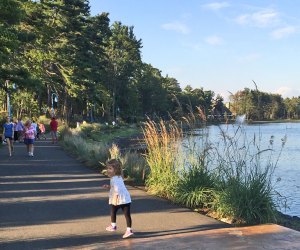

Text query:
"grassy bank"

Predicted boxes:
[[59, 123, 148, 184], [59, 119, 300, 231]]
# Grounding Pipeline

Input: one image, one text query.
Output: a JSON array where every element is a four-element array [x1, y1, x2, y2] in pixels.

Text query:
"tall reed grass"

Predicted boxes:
[[143, 119, 183, 198], [143, 110, 287, 225]]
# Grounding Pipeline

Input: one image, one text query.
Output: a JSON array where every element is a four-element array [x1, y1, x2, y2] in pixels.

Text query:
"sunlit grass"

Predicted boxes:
[[143, 119, 183, 199], [60, 125, 148, 184], [142, 110, 287, 225]]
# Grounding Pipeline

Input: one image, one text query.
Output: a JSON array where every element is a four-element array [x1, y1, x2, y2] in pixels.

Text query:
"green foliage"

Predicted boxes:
[[174, 165, 216, 209], [284, 97, 300, 119], [214, 173, 277, 224], [104, 21, 142, 121], [11, 90, 39, 118], [135, 64, 168, 116], [77, 122, 140, 143], [229, 87, 286, 120], [0, 0, 27, 84], [219, 175, 274, 223]]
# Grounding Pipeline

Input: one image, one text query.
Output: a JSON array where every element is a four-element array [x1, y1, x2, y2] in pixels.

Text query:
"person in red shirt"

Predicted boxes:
[[50, 117, 58, 144]]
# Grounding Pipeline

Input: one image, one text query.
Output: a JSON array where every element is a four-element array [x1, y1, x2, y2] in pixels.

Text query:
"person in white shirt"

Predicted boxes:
[[101, 159, 134, 239], [31, 119, 38, 138]]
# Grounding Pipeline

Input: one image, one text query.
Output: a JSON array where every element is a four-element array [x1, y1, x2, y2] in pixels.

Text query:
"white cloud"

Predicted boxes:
[[237, 53, 261, 63], [180, 40, 206, 52], [205, 35, 223, 45], [276, 87, 300, 98], [161, 21, 190, 34], [202, 2, 230, 11], [271, 26, 297, 39], [235, 9, 280, 28]]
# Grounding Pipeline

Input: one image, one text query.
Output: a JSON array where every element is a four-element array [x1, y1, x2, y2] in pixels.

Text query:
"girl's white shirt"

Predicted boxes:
[[109, 175, 131, 205]]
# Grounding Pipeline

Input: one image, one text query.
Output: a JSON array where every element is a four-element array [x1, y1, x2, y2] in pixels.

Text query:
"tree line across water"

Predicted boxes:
[[1, 0, 300, 124]]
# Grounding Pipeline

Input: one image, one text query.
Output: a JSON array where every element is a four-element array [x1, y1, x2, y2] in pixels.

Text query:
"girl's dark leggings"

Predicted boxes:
[[110, 203, 132, 227]]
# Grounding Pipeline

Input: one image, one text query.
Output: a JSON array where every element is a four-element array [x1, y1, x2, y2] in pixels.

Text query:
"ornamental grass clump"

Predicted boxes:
[[211, 125, 287, 225], [174, 163, 217, 209], [215, 173, 276, 224], [143, 119, 182, 199]]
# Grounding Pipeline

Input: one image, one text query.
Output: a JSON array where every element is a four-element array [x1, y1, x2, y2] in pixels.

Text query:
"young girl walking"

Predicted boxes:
[[3, 116, 14, 157], [23, 120, 36, 157], [102, 159, 134, 239]]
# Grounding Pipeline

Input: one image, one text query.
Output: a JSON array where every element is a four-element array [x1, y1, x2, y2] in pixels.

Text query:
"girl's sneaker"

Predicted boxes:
[[106, 225, 117, 232], [122, 229, 134, 239]]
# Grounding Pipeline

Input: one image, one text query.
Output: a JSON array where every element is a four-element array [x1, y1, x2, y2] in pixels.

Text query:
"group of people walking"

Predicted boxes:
[[2, 116, 58, 157]]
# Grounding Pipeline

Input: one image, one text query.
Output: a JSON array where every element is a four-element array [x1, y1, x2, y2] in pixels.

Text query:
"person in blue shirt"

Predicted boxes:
[[3, 116, 14, 157]]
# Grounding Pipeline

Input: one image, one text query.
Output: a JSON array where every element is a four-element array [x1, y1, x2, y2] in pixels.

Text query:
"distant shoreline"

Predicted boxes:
[[248, 119, 300, 124]]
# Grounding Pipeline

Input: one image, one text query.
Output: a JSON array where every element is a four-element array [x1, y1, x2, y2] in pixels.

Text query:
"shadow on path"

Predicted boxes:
[[0, 139, 230, 249]]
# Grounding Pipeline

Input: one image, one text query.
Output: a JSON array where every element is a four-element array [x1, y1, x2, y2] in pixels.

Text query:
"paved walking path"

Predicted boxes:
[[1, 139, 300, 249]]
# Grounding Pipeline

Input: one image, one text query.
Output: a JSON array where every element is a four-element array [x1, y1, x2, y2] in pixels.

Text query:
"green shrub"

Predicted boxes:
[[214, 173, 277, 224], [174, 165, 216, 208]]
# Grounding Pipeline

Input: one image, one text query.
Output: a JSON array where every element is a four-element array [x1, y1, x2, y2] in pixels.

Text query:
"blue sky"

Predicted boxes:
[[89, 0, 300, 100]]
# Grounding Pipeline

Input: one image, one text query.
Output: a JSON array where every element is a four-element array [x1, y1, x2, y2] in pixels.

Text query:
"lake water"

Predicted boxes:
[[191, 122, 300, 217]]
